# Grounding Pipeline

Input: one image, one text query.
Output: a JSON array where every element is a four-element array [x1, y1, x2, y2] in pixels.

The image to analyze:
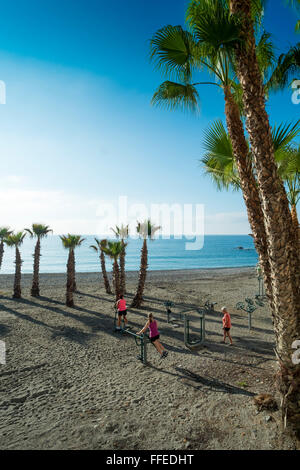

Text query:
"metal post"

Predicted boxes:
[[248, 310, 252, 331], [141, 335, 147, 365]]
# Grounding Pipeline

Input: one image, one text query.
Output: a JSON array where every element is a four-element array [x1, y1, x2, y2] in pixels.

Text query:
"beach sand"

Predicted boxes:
[[0, 267, 297, 450]]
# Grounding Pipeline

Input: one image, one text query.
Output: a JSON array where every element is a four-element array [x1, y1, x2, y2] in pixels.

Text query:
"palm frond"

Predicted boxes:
[[271, 120, 300, 153], [4, 232, 26, 247], [191, 2, 243, 57], [151, 81, 200, 112], [0, 227, 13, 239], [200, 119, 241, 191], [269, 43, 300, 90], [101, 240, 124, 259], [136, 220, 161, 239], [150, 25, 198, 81], [60, 234, 85, 250], [256, 31, 276, 81]]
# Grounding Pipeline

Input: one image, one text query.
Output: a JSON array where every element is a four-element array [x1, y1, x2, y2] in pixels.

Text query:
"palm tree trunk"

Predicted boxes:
[[131, 239, 148, 308], [119, 240, 126, 295], [291, 204, 299, 232], [113, 259, 120, 301], [0, 240, 4, 270], [100, 250, 112, 294], [13, 247, 22, 299], [66, 249, 74, 307], [31, 238, 41, 297], [224, 86, 273, 310], [71, 249, 77, 292], [230, 0, 300, 438]]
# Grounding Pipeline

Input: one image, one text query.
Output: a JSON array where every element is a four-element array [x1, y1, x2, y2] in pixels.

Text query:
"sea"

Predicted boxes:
[[0, 235, 258, 275]]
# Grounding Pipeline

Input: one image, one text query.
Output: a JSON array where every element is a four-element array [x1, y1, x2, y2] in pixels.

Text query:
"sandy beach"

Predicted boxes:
[[0, 267, 297, 450]]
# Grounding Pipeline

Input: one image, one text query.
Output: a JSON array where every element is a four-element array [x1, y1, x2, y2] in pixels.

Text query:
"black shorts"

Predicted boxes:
[[150, 335, 160, 343], [118, 310, 127, 316], [223, 327, 230, 332]]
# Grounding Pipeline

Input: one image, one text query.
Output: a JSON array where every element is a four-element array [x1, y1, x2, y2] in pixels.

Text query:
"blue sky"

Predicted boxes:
[[0, 0, 299, 235]]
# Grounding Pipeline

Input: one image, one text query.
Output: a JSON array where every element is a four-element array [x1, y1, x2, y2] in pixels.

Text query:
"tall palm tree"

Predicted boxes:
[[0, 227, 13, 270], [131, 220, 160, 308], [150, 0, 300, 435], [228, 0, 300, 437], [150, 0, 275, 307], [111, 224, 129, 295], [90, 238, 112, 294], [25, 224, 52, 297], [101, 241, 124, 300], [60, 235, 85, 307], [4, 232, 26, 298]]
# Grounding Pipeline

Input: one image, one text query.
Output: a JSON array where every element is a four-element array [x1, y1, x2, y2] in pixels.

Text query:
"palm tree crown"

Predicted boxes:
[[60, 235, 85, 250], [4, 232, 26, 247], [25, 224, 52, 239]]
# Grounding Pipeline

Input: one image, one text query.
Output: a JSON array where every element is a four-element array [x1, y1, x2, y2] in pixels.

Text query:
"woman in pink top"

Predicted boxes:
[[116, 295, 128, 329], [137, 313, 168, 359], [222, 307, 233, 345]]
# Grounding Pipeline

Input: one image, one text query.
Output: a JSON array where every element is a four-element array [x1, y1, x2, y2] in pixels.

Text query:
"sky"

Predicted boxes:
[[0, 0, 299, 235]]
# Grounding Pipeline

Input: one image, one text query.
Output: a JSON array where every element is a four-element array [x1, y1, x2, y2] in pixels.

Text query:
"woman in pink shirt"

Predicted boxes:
[[116, 295, 128, 329], [222, 306, 233, 345], [137, 313, 168, 359]]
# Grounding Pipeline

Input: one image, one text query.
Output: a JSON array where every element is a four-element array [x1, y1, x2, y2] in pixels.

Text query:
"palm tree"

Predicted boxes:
[[0, 227, 13, 270], [90, 238, 112, 294], [4, 232, 26, 298], [111, 224, 129, 295], [101, 241, 124, 300], [228, 0, 300, 437], [60, 235, 85, 307], [131, 220, 160, 308], [149, 0, 275, 307], [25, 224, 52, 297], [150, 0, 300, 436]]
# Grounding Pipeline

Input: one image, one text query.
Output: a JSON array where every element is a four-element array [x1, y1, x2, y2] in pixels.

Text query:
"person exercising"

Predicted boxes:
[[137, 313, 168, 359], [222, 306, 233, 345], [116, 295, 128, 330]]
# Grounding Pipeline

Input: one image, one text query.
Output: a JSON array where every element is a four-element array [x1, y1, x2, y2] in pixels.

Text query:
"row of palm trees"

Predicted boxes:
[[0, 221, 160, 309], [0, 225, 52, 298], [148, 0, 299, 438]]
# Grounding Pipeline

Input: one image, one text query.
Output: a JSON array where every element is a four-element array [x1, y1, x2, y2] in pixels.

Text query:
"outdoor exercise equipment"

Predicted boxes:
[[183, 308, 206, 351], [164, 302, 206, 349], [113, 309, 149, 364], [256, 263, 267, 300], [236, 296, 266, 331], [164, 299, 216, 323]]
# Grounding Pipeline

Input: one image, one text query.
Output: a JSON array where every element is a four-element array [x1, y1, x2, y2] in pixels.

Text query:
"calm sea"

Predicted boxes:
[[0, 235, 258, 275]]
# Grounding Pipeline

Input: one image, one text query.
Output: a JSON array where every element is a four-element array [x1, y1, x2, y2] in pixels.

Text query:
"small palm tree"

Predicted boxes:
[[25, 224, 52, 297], [90, 238, 112, 294], [111, 224, 129, 295], [4, 232, 26, 298], [0, 227, 13, 270], [131, 220, 160, 308], [101, 241, 125, 300], [60, 235, 85, 307]]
